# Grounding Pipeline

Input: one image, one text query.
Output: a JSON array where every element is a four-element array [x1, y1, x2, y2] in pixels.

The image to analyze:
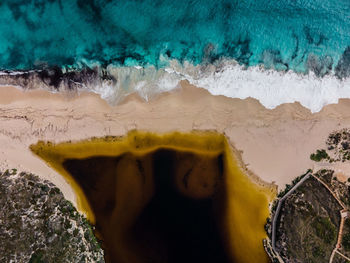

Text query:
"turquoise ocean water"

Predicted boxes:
[[0, 0, 349, 77], [1, 0, 350, 112]]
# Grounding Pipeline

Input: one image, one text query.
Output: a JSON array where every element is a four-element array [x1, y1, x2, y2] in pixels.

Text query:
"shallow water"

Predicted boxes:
[[30, 131, 274, 263]]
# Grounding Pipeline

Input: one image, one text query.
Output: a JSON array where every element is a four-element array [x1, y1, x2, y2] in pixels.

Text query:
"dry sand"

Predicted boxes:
[[1, 81, 350, 205]]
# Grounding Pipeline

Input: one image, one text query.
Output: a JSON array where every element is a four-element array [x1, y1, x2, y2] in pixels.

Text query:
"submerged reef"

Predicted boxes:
[[30, 131, 275, 263], [0, 170, 104, 263]]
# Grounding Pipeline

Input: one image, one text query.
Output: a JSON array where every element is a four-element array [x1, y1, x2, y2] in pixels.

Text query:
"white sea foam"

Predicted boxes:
[[87, 59, 350, 113], [184, 61, 350, 113], [87, 63, 184, 104], [2, 58, 347, 113], [0, 70, 39, 76]]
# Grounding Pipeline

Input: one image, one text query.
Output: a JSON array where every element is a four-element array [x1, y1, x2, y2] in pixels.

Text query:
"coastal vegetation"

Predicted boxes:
[[0, 170, 104, 263], [274, 176, 341, 263], [333, 253, 349, 263], [309, 129, 350, 163], [310, 149, 329, 162], [277, 169, 312, 198], [30, 130, 275, 263], [327, 129, 350, 162], [340, 218, 350, 258], [311, 216, 337, 244], [269, 128, 350, 263]]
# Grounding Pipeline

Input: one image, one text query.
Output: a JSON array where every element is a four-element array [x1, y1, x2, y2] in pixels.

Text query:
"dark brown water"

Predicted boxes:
[[63, 149, 229, 263]]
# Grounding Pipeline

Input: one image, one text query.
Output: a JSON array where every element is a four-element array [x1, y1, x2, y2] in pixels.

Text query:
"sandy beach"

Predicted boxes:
[[1, 81, 350, 205]]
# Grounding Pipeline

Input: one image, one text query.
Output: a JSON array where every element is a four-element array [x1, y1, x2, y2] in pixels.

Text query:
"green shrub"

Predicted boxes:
[[310, 149, 329, 162], [312, 246, 325, 258], [343, 233, 350, 251], [311, 216, 336, 244], [29, 250, 44, 263], [345, 218, 350, 229]]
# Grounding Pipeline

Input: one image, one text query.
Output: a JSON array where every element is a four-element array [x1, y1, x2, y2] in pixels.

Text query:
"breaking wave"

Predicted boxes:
[[1, 57, 350, 113], [2, 56, 350, 113], [83, 58, 350, 113]]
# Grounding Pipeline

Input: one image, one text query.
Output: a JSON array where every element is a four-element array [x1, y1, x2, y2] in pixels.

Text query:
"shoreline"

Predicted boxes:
[[1, 62, 350, 113], [0, 82, 350, 206]]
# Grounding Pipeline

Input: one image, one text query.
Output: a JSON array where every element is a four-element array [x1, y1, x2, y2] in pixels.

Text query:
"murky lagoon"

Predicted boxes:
[[31, 131, 274, 263]]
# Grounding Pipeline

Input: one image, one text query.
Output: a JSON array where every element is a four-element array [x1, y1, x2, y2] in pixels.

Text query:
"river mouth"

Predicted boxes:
[[30, 131, 273, 263]]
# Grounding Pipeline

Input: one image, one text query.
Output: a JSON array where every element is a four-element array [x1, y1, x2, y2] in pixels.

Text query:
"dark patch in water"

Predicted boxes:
[[76, 0, 103, 22], [316, 34, 329, 46], [0, 65, 113, 92], [203, 43, 220, 64], [260, 49, 289, 70], [303, 26, 329, 47], [38, 67, 64, 88], [221, 35, 252, 65], [303, 26, 314, 45], [335, 46, 350, 79], [307, 54, 333, 77], [62, 150, 229, 263], [291, 31, 299, 61], [131, 150, 228, 263], [36, 67, 100, 90]]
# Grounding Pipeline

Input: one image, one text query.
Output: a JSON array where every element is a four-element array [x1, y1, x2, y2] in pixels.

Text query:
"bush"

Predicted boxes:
[[312, 216, 336, 244], [29, 250, 44, 263], [343, 233, 350, 251], [345, 218, 350, 229], [310, 149, 329, 162], [312, 246, 325, 258], [277, 170, 311, 198]]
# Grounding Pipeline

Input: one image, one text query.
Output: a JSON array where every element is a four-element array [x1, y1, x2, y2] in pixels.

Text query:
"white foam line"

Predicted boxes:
[[94, 59, 350, 113], [2, 58, 350, 113], [186, 62, 350, 113]]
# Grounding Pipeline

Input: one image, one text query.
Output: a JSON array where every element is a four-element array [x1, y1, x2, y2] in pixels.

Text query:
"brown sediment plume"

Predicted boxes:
[[30, 130, 275, 263]]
